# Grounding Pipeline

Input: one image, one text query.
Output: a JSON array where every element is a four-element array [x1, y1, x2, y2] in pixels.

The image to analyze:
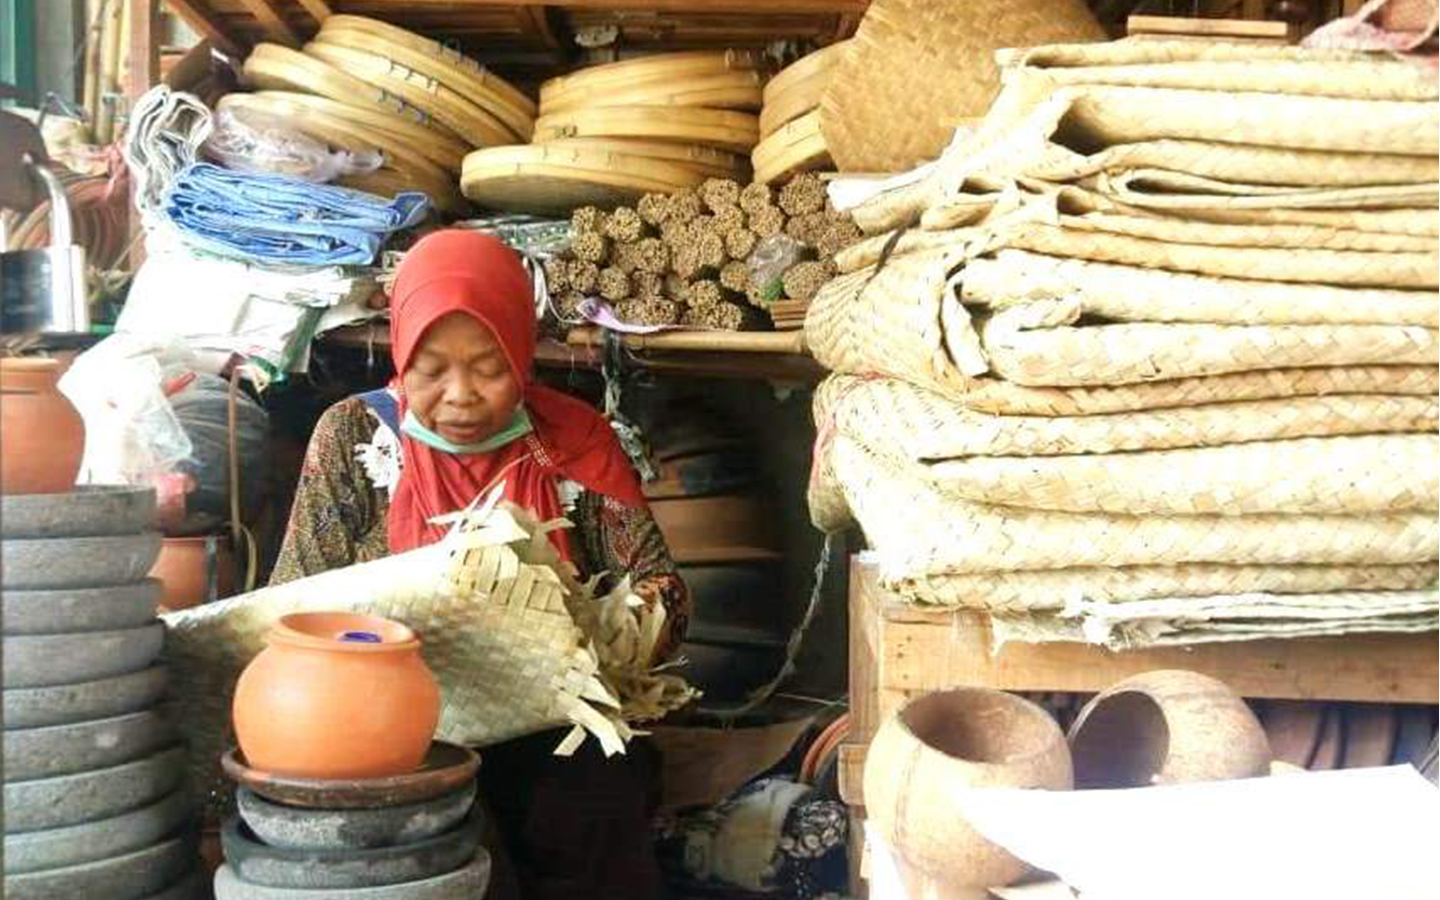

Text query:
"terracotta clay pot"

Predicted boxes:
[[1068, 669, 1272, 789], [864, 689, 1073, 900], [0, 358, 84, 495], [148, 535, 238, 612], [233, 612, 441, 779]]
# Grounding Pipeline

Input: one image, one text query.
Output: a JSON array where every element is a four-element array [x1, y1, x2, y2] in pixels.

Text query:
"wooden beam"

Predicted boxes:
[[161, 0, 243, 56], [518, 5, 561, 49], [162, 38, 212, 91], [234, 0, 301, 46], [126, 0, 160, 104], [294, 0, 332, 25]]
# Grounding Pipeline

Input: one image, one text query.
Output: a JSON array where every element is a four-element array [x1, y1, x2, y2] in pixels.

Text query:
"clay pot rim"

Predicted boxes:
[[0, 357, 63, 373], [897, 688, 1063, 769], [270, 612, 418, 654]]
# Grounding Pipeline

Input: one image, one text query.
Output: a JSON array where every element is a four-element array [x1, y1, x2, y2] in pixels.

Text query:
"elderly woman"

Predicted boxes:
[[271, 230, 688, 900]]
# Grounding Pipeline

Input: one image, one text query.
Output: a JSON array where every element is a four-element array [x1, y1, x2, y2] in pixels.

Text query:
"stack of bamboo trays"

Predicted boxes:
[[804, 39, 1440, 647], [237, 15, 535, 213], [752, 42, 848, 185], [462, 51, 765, 211], [541, 172, 861, 331]]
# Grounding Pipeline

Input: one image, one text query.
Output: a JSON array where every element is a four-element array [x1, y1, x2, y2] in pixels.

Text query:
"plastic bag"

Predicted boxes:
[[747, 234, 808, 303], [166, 373, 269, 535], [202, 108, 382, 184]]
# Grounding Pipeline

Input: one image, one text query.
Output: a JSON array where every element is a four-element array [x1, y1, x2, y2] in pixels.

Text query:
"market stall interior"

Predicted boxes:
[[1, 0, 1437, 898]]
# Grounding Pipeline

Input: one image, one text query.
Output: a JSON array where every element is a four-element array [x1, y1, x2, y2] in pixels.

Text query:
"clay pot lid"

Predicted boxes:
[[270, 612, 419, 653], [222, 741, 480, 809]]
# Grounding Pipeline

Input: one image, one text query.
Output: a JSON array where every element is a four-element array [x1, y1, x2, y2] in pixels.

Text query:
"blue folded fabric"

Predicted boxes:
[[162, 163, 429, 266]]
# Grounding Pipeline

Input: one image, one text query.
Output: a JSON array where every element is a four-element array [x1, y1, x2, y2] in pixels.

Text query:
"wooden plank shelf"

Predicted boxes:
[[322, 322, 826, 382]]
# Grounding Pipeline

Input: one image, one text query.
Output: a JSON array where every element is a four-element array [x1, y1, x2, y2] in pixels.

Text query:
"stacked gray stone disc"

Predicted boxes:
[[2, 486, 204, 900], [215, 781, 491, 898]]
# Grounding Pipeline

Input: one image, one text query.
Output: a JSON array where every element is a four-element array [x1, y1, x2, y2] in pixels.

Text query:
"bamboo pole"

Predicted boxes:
[[82, 0, 103, 138]]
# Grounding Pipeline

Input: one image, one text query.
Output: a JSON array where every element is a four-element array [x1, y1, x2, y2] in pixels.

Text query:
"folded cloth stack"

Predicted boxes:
[[163, 162, 428, 267], [805, 39, 1440, 648]]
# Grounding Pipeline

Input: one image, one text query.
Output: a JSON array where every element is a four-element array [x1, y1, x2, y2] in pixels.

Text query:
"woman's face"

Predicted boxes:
[[402, 312, 523, 445]]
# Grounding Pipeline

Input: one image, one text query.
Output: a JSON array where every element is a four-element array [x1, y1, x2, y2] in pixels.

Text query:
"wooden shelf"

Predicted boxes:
[[321, 322, 826, 382]]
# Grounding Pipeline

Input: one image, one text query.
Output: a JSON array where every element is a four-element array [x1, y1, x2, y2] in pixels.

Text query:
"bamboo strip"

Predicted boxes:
[[247, 90, 469, 173]]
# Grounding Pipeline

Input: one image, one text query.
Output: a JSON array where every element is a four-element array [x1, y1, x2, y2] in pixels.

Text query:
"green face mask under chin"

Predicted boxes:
[[401, 407, 534, 455]]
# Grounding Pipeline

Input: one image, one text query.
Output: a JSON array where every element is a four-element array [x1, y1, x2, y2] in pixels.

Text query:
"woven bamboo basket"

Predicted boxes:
[[829, 435, 1439, 577], [461, 144, 707, 212], [977, 298, 1440, 387], [814, 373, 1440, 461], [751, 110, 831, 185], [927, 434, 1440, 516], [538, 70, 765, 117], [313, 22, 535, 141], [533, 105, 760, 153], [319, 15, 536, 120], [245, 90, 470, 173], [303, 42, 515, 149], [163, 499, 695, 817], [886, 562, 1439, 611], [537, 137, 747, 179], [539, 50, 764, 112], [999, 221, 1439, 289], [217, 93, 466, 213], [820, 0, 1104, 173], [242, 44, 459, 143], [962, 250, 1440, 328], [759, 42, 849, 139], [1046, 81, 1440, 156]]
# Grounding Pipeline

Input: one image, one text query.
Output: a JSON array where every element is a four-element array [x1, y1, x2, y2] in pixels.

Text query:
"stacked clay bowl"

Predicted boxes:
[[462, 50, 765, 211], [238, 15, 535, 214], [753, 42, 847, 184], [2, 483, 204, 900], [215, 744, 489, 900]]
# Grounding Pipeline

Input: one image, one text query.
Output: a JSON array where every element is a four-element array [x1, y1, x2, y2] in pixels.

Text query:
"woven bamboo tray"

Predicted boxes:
[[539, 50, 764, 112], [814, 373, 1440, 461], [820, 0, 1103, 173], [537, 137, 747, 179], [887, 562, 1440, 611], [759, 42, 849, 139], [314, 22, 534, 141], [752, 110, 831, 185], [245, 90, 470, 173], [963, 250, 1440, 327], [303, 42, 514, 149], [538, 70, 765, 117], [829, 435, 1439, 576], [533, 105, 759, 153], [978, 299, 1440, 387], [217, 93, 465, 212], [319, 15, 536, 119], [927, 434, 1440, 516], [241, 43, 458, 142], [461, 144, 706, 212]]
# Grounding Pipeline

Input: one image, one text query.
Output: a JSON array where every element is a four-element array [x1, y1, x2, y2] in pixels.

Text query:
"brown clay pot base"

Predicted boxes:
[[0, 485, 157, 539], [223, 743, 479, 809], [221, 806, 482, 889]]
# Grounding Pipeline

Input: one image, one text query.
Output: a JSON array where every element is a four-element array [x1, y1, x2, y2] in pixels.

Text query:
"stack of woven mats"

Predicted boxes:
[[805, 39, 1440, 649]]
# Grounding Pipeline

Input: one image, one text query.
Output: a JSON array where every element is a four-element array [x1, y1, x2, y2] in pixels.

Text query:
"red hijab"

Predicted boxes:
[[387, 230, 645, 557]]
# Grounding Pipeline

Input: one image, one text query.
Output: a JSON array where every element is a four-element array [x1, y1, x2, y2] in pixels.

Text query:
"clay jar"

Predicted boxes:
[[233, 612, 440, 779], [1068, 669, 1272, 789], [149, 535, 238, 612], [0, 358, 85, 495], [864, 689, 1073, 900]]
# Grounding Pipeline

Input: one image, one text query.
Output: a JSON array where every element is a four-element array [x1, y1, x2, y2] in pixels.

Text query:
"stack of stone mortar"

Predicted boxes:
[[213, 780, 490, 900], [2, 486, 205, 900], [543, 171, 861, 331]]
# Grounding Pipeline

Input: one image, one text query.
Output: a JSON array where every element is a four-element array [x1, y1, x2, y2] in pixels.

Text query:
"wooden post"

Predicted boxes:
[[126, 0, 159, 271]]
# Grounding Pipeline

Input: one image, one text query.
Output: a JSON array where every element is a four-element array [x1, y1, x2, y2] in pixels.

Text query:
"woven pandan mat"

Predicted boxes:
[[926, 434, 1439, 516], [829, 435, 1439, 577], [819, 0, 1103, 173], [977, 298, 1440, 387], [962, 250, 1440, 327], [813, 374, 1440, 461], [1085, 170, 1439, 212], [885, 562, 1439, 611]]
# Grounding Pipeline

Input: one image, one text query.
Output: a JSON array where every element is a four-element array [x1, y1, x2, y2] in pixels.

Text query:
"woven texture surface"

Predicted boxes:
[[814, 374, 1440, 460], [819, 0, 1103, 173], [927, 434, 1440, 516]]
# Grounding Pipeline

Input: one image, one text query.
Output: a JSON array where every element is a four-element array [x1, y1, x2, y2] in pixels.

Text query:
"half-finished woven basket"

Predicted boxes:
[[820, 0, 1104, 173]]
